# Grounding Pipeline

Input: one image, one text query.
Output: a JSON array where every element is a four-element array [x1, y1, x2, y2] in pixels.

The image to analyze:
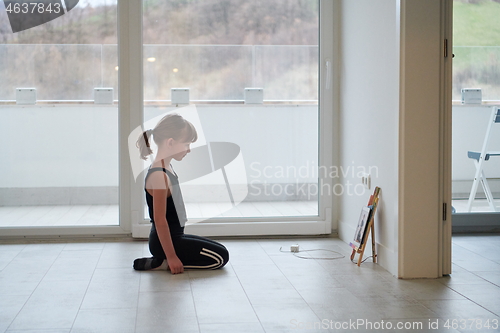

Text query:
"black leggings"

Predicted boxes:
[[149, 225, 229, 269]]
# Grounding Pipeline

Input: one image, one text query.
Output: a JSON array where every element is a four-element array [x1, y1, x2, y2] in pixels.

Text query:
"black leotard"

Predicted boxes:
[[144, 166, 229, 269], [145, 167, 186, 236]]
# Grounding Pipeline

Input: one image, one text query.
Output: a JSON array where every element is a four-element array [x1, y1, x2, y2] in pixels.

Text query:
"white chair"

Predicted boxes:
[[466, 106, 500, 212]]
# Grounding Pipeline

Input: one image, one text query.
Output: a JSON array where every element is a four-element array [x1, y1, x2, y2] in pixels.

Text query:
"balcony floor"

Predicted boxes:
[[0, 201, 318, 227], [0, 199, 497, 228], [452, 198, 500, 213]]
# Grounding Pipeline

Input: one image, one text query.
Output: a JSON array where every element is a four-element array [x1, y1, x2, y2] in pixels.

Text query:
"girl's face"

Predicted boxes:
[[170, 139, 192, 161]]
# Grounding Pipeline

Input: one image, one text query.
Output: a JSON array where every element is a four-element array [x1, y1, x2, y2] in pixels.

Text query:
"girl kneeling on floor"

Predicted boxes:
[[133, 113, 229, 274]]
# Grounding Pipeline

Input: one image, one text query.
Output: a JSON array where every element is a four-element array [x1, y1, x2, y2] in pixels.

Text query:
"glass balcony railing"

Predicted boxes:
[[0, 44, 318, 102], [453, 46, 500, 101], [0, 44, 117, 101]]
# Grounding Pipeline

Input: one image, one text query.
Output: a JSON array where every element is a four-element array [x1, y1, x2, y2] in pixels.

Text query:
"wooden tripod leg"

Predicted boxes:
[[371, 222, 377, 263], [357, 247, 365, 267], [350, 249, 356, 262]]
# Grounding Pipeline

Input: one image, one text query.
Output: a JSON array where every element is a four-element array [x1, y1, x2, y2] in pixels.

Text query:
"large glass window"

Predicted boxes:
[[453, 0, 500, 101], [452, 0, 500, 227], [142, 0, 320, 221], [0, 1, 119, 228]]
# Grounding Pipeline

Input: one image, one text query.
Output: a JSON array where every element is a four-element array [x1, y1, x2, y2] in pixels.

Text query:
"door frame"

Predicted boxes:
[[440, 0, 453, 276], [398, 0, 452, 278]]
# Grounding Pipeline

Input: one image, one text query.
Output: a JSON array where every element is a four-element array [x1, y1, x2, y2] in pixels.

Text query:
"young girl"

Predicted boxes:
[[133, 113, 229, 274]]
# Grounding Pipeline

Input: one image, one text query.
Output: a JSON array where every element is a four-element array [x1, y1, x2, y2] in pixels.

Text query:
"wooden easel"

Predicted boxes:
[[350, 187, 380, 266]]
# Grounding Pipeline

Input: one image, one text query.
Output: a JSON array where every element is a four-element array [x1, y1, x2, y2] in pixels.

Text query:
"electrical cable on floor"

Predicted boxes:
[[351, 255, 373, 264], [279, 246, 345, 260]]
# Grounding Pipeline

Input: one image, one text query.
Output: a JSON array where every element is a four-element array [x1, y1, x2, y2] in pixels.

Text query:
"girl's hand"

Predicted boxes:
[[168, 256, 184, 274]]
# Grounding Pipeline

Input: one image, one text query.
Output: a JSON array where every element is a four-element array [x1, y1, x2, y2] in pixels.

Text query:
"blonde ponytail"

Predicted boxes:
[[136, 129, 154, 160]]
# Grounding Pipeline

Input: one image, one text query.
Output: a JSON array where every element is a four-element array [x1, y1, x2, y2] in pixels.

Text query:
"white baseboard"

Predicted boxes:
[[132, 220, 331, 239]]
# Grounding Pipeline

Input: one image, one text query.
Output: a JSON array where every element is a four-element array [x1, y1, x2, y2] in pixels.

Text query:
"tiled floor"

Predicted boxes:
[[0, 235, 499, 333]]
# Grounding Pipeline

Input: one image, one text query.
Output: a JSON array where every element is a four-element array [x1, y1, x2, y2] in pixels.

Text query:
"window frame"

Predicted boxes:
[[0, 0, 337, 238], [0, 1, 127, 238], [129, 0, 337, 238]]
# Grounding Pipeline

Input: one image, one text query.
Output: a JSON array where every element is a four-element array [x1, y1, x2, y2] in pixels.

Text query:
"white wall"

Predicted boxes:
[[0, 105, 119, 188], [0, 104, 319, 205], [148, 105, 319, 184], [337, 0, 400, 276]]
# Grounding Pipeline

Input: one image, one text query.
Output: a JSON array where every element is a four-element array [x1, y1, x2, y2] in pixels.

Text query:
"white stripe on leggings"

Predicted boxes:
[[201, 248, 224, 268], [183, 248, 224, 270]]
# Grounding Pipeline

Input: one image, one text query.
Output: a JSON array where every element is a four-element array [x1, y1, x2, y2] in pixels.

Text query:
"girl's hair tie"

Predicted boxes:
[[143, 129, 153, 148]]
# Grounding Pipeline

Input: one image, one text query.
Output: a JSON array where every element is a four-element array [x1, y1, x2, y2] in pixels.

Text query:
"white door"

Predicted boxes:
[[450, 0, 500, 232], [130, 0, 336, 238], [0, 1, 125, 237]]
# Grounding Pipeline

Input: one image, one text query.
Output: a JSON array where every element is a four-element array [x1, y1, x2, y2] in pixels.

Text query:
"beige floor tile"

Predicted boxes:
[[71, 308, 137, 333], [0, 235, 499, 333], [199, 322, 265, 333]]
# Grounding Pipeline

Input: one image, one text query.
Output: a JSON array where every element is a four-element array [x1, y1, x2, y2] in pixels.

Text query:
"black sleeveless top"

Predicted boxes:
[[145, 167, 187, 237]]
